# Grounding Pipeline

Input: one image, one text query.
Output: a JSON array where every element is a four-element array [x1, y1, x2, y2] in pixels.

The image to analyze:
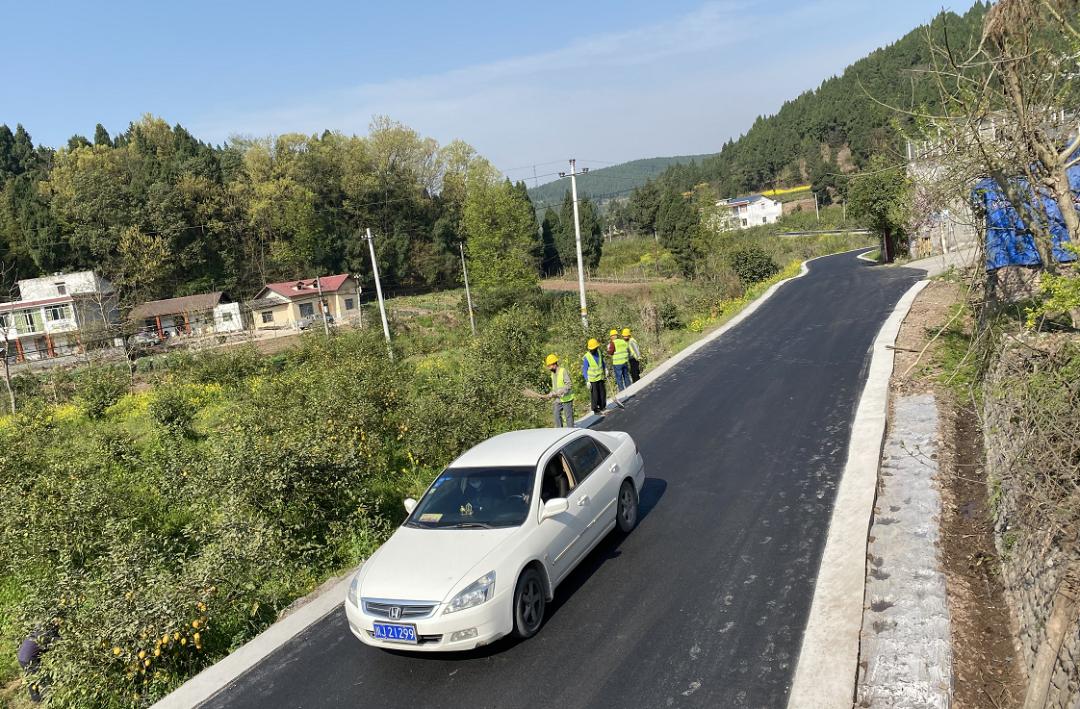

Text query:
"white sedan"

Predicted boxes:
[[344, 428, 645, 651]]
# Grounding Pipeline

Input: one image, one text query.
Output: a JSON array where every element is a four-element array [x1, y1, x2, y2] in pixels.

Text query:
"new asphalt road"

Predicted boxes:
[[204, 250, 924, 709]]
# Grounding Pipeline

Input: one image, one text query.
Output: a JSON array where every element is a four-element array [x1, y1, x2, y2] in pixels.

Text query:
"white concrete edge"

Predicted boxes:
[[151, 572, 354, 709], [856, 251, 878, 263], [785, 278, 930, 709], [152, 246, 874, 709]]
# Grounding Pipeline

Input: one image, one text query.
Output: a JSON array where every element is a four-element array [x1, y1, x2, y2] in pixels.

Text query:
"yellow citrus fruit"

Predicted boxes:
[[112, 647, 121, 656], [143, 658, 151, 667], [153, 648, 161, 657], [138, 650, 146, 660], [180, 638, 187, 646], [191, 620, 200, 629], [193, 632, 201, 644], [161, 634, 169, 645]]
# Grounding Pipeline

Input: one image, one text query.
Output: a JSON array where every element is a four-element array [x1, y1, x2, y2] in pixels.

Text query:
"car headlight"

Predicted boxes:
[[443, 572, 496, 614], [348, 570, 362, 607]]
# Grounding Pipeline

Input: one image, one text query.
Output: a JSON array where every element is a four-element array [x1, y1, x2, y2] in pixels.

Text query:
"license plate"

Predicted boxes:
[[373, 622, 418, 644]]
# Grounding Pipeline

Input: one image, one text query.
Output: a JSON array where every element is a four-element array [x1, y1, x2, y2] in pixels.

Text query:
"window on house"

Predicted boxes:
[[221, 312, 233, 322], [299, 302, 315, 318], [344, 298, 355, 310], [20, 312, 34, 329], [0, 313, 9, 329], [261, 311, 274, 324], [741, 218, 748, 227], [762, 217, 767, 224], [55, 282, 67, 295], [45, 305, 69, 321]]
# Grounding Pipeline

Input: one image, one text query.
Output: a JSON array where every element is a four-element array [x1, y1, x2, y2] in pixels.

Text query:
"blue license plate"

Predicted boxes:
[[373, 622, 417, 644]]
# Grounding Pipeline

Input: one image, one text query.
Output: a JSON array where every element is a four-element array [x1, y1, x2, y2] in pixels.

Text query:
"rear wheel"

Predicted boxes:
[[616, 479, 638, 533], [512, 568, 546, 639]]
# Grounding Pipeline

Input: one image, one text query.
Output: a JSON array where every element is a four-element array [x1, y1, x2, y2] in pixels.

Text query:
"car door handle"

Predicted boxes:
[[609, 463, 619, 473], [577, 495, 590, 507]]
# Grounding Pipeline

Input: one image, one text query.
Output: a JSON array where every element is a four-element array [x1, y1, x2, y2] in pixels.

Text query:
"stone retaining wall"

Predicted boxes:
[[984, 336, 1080, 707]]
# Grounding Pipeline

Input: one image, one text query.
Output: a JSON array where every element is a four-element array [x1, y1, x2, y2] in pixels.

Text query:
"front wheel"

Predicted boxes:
[[616, 480, 639, 533], [512, 568, 546, 639]]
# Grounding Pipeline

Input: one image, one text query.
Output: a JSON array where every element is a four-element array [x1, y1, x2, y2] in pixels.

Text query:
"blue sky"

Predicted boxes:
[[2, 0, 974, 177]]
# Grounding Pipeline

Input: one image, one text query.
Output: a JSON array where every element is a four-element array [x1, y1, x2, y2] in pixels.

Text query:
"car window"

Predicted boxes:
[[540, 453, 577, 502], [561, 435, 610, 484], [406, 467, 534, 529]]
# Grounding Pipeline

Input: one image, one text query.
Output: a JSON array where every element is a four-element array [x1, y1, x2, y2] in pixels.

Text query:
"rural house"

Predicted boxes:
[[0, 270, 117, 362], [248, 274, 362, 331], [129, 292, 244, 339], [716, 194, 783, 229]]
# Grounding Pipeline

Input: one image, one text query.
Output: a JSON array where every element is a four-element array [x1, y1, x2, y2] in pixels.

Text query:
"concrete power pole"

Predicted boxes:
[[364, 228, 393, 357], [560, 159, 590, 331], [460, 242, 476, 337], [314, 276, 330, 337]]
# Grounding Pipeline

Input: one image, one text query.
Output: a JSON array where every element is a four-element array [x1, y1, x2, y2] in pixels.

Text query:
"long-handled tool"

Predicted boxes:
[[607, 370, 626, 410]]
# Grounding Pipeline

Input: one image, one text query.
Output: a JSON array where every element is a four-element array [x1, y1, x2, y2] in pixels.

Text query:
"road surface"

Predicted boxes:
[[204, 250, 923, 709]]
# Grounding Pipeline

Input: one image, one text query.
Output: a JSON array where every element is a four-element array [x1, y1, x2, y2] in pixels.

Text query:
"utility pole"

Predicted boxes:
[[314, 277, 330, 337], [364, 228, 392, 356], [814, 192, 820, 221], [459, 242, 476, 337], [559, 159, 590, 331]]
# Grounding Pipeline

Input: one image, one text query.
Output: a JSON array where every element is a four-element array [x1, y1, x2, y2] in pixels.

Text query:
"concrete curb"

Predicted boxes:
[[785, 278, 929, 709], [856, 251, 878, 263], [153, 247, 873, 708], [150, 572, 353, 708]]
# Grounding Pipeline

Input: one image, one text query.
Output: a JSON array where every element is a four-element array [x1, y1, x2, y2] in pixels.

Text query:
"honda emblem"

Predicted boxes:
[[388, 606, 402, 620]]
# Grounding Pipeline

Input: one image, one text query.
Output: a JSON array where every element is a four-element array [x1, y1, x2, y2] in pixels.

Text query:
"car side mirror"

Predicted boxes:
[[540, 498, 569, 522], [404, 498, 417, 514]]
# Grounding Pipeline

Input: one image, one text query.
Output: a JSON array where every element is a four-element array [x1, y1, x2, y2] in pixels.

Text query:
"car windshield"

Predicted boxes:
[[405, 467, 534, 529]]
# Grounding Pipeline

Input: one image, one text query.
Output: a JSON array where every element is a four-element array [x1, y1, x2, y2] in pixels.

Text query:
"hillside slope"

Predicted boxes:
[[526, 154, 710, 209], [636, 2, 990, 201]]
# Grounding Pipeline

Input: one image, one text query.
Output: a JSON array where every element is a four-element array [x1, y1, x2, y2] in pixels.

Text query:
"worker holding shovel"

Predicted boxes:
[[544, 354, 575, 427]]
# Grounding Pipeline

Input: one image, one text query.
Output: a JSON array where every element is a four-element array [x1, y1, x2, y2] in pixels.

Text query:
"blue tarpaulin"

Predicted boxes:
[[972, 167, 1078, 271]]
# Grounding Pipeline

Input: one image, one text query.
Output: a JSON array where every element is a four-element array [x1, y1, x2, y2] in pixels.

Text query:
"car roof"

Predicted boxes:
[[452, 428, 579, 468]]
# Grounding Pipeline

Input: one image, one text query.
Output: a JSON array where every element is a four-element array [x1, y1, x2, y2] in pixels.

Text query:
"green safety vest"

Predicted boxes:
[[583, 351, 604, 383], [627, 337, 641, 360], [552, 367, 574, 403], [611, 337, 630, 365]]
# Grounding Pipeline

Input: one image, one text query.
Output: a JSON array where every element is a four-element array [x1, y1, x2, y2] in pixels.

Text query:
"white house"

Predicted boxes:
[[0, 271, 116, 361], [129, 292, 245, 339], [715, 194, 784, 229]]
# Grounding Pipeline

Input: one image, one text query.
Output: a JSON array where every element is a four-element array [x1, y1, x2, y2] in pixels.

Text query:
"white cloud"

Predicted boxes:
[[188, 0, 890, 173]]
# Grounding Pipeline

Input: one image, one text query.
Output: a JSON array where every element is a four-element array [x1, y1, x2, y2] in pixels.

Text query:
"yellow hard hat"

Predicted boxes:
[[545, 354, 559, 366], [587, 338, 600, 350], [621, 328, 631, 337], [609, 329, 618, 336]]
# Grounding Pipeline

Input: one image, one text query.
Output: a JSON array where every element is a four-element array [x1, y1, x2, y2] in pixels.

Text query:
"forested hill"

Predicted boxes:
[[634, 1, 991, 202], [526, 154, 711, 209]]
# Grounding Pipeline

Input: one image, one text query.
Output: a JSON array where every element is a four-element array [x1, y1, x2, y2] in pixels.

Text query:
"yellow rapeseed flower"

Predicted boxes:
[[112, 646, 122, 656]]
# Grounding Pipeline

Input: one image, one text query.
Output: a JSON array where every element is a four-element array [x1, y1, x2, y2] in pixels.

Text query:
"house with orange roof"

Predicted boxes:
[[247, 274, 362, 331]]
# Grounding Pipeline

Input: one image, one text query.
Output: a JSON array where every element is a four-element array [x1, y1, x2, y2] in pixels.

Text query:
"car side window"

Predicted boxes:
[[540, 453, 577, 502], [562, 436, 610, 484]]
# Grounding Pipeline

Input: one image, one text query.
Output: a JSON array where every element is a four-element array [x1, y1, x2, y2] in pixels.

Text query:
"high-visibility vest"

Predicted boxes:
[[611, 337, 630, 365], [626, 337, 641, 360], [583, 351, 604, 383], [552, 366, 574, 403]]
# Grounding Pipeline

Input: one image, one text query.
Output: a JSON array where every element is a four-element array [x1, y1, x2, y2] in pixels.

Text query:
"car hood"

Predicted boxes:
[[359, 525, 517, 602]]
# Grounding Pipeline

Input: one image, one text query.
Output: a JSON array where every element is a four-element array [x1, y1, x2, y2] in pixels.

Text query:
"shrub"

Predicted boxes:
[[729, 247, 780, 285], [658, 299, 681, 330], [147, 388, 196, 434], [75, 366, 129, 419]]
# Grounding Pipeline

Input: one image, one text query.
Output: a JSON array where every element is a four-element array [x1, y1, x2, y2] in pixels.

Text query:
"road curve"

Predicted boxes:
[[204, 250, 923, 709]]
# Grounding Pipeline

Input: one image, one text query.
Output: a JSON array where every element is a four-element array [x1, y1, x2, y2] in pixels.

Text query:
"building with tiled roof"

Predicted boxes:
[[248, 274, 362, 330]]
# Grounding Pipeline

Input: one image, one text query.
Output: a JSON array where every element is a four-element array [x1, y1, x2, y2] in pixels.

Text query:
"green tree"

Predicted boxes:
[[462, 171, 541, 314], [656, 191, 702, 277], [93, 124, 112, 147], [556, 192, 603, 273], [540, 208, 560, 276], [847, 155, 909, 262]]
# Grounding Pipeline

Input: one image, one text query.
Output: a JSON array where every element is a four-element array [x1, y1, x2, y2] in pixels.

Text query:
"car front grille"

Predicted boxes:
[[362, 599, 438, 619]]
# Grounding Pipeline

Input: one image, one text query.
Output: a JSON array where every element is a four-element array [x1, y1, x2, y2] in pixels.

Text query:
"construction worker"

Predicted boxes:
[[545, 354, 575, 428], [582, 338, 607, 415], [608, 328, 631, 392], [623, 328, 643, 383]]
